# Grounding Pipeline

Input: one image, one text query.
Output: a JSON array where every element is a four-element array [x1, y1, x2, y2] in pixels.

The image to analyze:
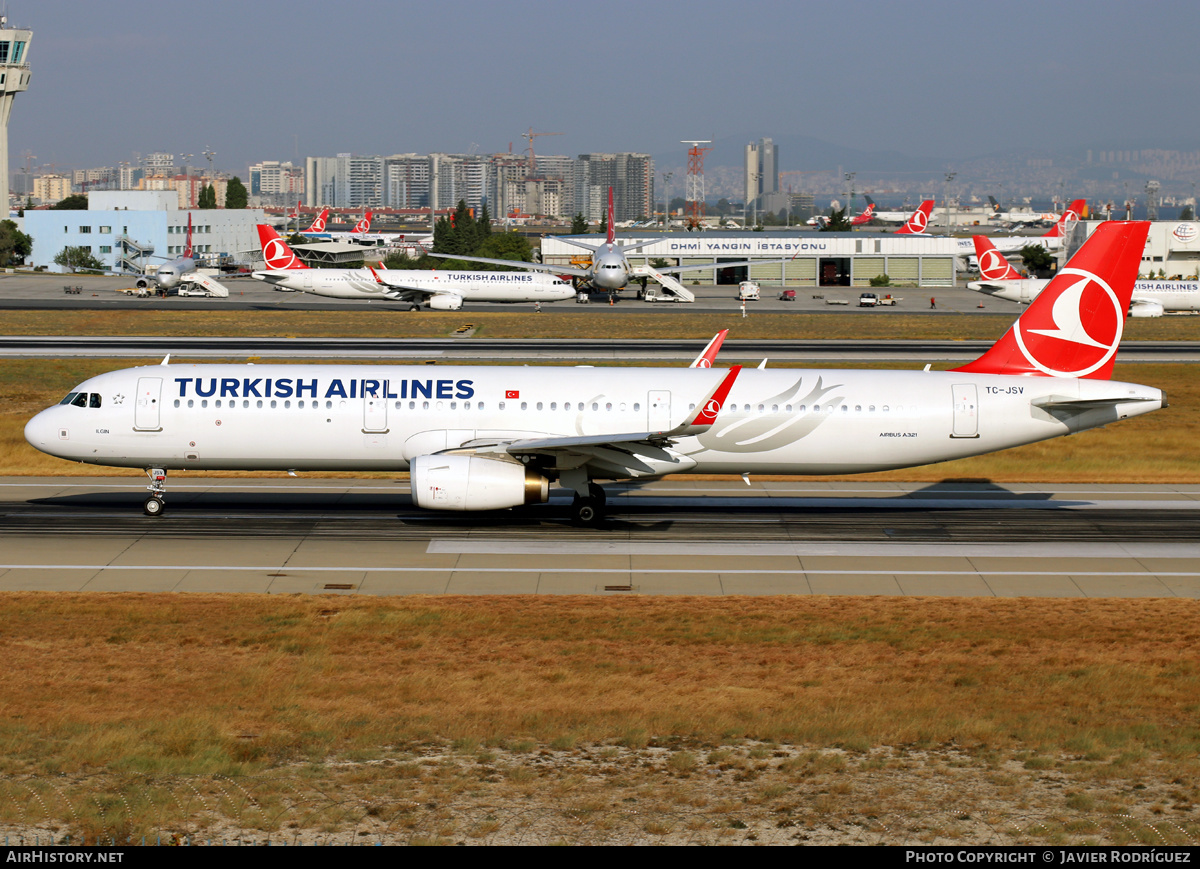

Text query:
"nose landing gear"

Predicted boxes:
[[144, 468, 167, 516]]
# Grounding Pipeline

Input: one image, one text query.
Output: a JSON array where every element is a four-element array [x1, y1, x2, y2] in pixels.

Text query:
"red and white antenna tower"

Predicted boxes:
[[681, 139, 712, 229]]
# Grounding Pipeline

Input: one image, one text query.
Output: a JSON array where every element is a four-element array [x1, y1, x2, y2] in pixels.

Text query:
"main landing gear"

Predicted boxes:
[[571, 482, 607, 527], [144, 468, 166, 516]]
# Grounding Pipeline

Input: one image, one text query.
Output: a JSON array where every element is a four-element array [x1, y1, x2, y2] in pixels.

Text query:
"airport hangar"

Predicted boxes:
[[23, 191, 266, 275], [539, 232, 962, 288]]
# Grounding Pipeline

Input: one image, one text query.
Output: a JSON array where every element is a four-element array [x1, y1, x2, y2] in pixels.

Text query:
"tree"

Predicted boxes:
[[54, 245, 104, 272], [475, 232, 532, 268], [197, 184, 216, 209], [225, 176, 248, 210], [819, 207, 852, 232], [570, 213, 588, 234], [51, 194, 88, 211], [1019, 244, 1054, 275], [0, 220, 32, 265], [477, 201, 492, 239], [1181, 205, 1195, 221]]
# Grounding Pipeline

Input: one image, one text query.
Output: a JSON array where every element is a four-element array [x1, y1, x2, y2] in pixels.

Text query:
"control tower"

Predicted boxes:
[[0, 18, 30, 214]]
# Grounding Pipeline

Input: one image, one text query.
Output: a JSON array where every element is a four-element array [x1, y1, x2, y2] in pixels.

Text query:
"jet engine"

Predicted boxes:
[[410, 455, 548, 511], [428, 294, 464, 311], [1129, 301, 1164, 318]]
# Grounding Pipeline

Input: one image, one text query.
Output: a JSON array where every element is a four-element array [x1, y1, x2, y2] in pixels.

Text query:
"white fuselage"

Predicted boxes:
[[957, 236, 1061, 259], [147, 256, 196, 289], [251, 268, 576, 303], [589, 245, 632, 291], [26, 363, 1162, 476], [969, 278, 1200, 313]]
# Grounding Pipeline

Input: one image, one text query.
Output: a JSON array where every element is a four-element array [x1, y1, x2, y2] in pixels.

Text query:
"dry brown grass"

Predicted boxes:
[[2, 594, 1199, 778]]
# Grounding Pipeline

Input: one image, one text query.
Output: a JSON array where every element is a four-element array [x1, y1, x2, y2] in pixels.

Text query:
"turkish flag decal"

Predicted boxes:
[[505, 390, 519, 399]]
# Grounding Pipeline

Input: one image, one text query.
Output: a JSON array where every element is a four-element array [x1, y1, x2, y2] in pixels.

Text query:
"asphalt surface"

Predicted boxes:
[[0, 272, 1023, 315], [2, 477, 1198, 597]]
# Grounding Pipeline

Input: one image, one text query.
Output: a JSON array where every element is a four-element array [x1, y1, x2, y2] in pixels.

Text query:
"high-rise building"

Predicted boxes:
[[0, 21, 31, 211], [249, 161, 303, 199], [574, 153, 653, 222], [383, 154, 431, 209], [305, 156, 337, 208], [745, 138, 778, 207]]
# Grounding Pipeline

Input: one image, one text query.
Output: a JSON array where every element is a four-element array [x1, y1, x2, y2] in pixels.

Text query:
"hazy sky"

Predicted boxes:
[[13, 0, 1200, 175]]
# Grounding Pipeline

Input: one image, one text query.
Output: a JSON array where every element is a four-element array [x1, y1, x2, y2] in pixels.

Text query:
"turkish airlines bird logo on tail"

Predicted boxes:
[[306, 208, 329, 233], [353, 211, 373, 234], [973, 236, 1023, 280], [1044, 199, 1086, 238], [953, 221, 1148, 379], [895, 200, 933, 235], [257, 225, 309, 270]]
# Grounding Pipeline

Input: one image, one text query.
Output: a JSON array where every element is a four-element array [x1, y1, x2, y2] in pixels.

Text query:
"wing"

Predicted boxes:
[[425, 252, 593, 277], [437, 366, 742, 479]]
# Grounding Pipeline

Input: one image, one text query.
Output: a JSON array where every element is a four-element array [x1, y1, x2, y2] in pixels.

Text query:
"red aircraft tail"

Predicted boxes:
[[895, 200, 933, 234], [352, 211, 373, 234], [606, 187, 615, 244], [306, 208, 329, 233], [1043, 199, 1086, 238], [953, 221, 1148, 380], [257, 224, 309, 270], [972, 236, 1023, 281], [184, 213, 193, 259]]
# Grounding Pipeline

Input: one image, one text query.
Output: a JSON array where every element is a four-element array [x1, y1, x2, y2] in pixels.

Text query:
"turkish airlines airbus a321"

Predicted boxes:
[[252, 225, 575, 309], [26, 222, 1161, 525]]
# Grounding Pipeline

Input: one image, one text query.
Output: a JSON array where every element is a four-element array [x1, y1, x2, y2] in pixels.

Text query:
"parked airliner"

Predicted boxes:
[[968, 233, 1200, 317], [252, 226, 574, 309], [26, 223, 1161, 525], [956, 199, 1085, 260], [426, 187, 766, 293]]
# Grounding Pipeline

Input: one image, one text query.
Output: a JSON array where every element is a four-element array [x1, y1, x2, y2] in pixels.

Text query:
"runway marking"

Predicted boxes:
[[427, 541, 1200, 558], [0, 565, 1197, 578]]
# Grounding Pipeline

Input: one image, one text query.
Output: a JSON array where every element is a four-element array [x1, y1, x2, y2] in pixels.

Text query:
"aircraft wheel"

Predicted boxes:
[[143, 496, 164, 517], [571, 496, 604, 527]]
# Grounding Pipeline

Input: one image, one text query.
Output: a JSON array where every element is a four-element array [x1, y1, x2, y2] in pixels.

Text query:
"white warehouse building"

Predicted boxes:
[[540, 231, 962, 287], [25, 191, 265, 274]]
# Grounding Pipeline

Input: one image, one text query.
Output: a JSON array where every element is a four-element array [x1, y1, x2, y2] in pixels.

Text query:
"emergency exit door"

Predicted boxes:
[[134, 377, 163, 431], [951, 384, 979, 438]]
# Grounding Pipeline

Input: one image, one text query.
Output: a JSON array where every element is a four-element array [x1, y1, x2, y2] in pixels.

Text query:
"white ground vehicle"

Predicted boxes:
[[858, 292, 878, 307], [738, 281, 761, 301]]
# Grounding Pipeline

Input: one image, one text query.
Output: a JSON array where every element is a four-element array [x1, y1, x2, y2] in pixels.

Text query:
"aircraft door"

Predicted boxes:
[[951, 384, 979, 438], [647, 390, 671, 431], [364, 395, 388, 432], [134, 377, 163, 431]]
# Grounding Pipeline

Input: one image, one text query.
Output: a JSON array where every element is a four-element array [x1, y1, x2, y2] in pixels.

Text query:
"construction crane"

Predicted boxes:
[[522, 128, 563, 177]]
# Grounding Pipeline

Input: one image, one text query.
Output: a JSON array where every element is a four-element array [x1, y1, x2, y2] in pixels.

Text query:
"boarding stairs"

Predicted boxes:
[[631, 264, 695, 302], [177, 272, 230, 298]]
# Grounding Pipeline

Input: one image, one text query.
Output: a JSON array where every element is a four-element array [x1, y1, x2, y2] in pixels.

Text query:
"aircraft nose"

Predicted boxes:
[[24, 408, 56, 451]]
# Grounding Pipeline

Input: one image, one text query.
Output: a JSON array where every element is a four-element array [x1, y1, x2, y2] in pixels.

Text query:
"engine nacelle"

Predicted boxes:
[[428, 293, 463, 311], [135, 277, 153, 289], [1129, 300, 1164, 318], [410, 454, 548, 511]]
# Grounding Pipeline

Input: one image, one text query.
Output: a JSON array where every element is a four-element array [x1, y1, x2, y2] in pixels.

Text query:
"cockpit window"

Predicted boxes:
[[89, 393, 102, 408], [70, 393, 88, 408], [59, 392, 79, 406]]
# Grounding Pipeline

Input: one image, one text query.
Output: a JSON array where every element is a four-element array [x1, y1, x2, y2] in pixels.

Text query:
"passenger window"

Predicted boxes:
[[201, 400, 208, 408], [499, 402, 506, 411], [772, 404, 778, 412], [634, 403, 640, 411], [394, 401, 402, 409], [188, 399, 194, 408], [328, 401, 334, 409], [284, 400, 291, 409], [422, 401, 429, 410], [257, 400, 263, 408], [71, 393, 87, 408], [243, 400, 249, 408], [882, 405, 889, 412], [813, 405, 820, 413], [408, 401, 415, 410], [216, 400, 222, 408], [174, 399, 180, 408], [450, 401, 457, 410], [521, 402, 528, 410], [757, 404, 764, 413], [619, 402, 626, 411], [269, 400, 276, 409], [592, 402, 598, 411], [606, 402, 612, 411], [550, 402, 557, 411], [785, 404, 792, 412], [536, 402, 542, 411], [869, 405, 875, 412], [436, 401, 443, 411], [855, 405, 861, 412], [298, 400, 305, 409], [90, 394, 102, 408]]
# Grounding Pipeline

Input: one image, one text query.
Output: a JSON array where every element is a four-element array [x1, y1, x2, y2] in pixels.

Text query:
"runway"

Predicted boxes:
[[2, 477, 1198, 598]]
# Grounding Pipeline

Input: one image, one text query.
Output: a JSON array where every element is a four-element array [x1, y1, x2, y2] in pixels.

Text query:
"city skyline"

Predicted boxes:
[[14, 0, 1200, 187]]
